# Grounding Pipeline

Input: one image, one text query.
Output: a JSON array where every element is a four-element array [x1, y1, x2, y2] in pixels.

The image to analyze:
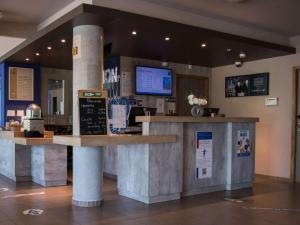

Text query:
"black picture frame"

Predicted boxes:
[[225, 73, 269, 97]]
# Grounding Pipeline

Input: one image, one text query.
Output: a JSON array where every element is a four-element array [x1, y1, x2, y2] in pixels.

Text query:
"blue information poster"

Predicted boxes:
[[236, 130, 251, 157], [196, 132, 213, 179]]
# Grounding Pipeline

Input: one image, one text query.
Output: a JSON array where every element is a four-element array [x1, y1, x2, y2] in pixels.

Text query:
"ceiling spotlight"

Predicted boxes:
[[201, 43, 207, 48], [25, 58, 30, 61], [162, 61, 169, 67], [35, 52, 40, 56], [226, 48, 232, 52], [164, 36, 170, 41], [239, 51, 246, 59], [47, 46, 52, 50], [131, 30, 137, 35], [61, 39, 66, 43]]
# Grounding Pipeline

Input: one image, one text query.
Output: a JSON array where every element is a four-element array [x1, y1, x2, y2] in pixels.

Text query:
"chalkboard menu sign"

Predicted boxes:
[[78, 90, 107, 135]]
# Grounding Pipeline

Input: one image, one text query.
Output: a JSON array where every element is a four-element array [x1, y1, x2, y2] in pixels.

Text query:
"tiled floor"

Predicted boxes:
[[0, 175, 299, 225]]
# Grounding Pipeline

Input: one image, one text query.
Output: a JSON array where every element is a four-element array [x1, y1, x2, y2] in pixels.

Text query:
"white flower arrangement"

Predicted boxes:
[[187, 94, 208, 106]]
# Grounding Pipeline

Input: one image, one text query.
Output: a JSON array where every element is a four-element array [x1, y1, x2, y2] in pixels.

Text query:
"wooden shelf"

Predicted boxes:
[[136, 116, 259, 123], [53, 135, 177, 147]]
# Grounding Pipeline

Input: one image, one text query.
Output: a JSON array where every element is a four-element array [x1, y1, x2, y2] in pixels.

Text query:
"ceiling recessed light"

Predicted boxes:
[[201, 43, 207, 48], [35, 52, 40, 56], [61, 39, 66, 43], [131, 30, 137, 35], [25, 58, 30, 61], [47, 46, 52, 50], [165, 36, 170, 41], [226, 48, 232, 52]]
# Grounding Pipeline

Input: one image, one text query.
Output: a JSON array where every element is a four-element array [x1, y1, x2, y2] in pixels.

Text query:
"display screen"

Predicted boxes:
[[135, 66, 172, 96]]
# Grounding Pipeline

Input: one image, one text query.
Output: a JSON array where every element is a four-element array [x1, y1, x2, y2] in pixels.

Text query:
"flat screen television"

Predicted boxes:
[[135, 66, 172, 96]]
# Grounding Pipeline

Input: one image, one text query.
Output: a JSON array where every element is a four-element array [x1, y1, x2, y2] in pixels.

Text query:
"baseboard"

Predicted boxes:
[[255, 174, 290, 183]]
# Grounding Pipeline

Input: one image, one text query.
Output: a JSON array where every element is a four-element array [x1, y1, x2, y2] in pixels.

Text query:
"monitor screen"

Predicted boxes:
[[135, 66, 172, 96]]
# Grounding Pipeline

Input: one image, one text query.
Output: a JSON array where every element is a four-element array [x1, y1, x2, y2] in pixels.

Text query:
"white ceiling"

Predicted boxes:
[[142, 0, 300, 36], [0, 0, 74, 24]]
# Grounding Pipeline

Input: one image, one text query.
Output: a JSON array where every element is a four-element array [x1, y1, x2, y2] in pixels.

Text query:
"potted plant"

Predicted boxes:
[[187, 94, 208, 117]]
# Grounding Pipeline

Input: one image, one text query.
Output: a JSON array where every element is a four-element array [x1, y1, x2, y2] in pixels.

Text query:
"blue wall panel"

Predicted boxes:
[[0, 62, 41, 127]]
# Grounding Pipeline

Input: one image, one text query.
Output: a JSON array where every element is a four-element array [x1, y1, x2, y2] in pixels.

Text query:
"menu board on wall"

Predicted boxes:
[[78, 90, 107, 135], [225, 73, 269, 97], [9, 67, 34, 101]]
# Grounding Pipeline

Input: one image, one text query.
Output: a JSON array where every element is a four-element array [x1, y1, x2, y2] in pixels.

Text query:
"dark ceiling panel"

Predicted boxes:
[[0, 4, 296, 70]]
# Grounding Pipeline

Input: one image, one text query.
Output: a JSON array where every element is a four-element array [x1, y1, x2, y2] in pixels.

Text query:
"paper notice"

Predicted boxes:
[[7, 110, 16, 117]]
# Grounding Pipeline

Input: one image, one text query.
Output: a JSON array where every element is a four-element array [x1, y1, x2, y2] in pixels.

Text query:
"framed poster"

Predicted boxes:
[[225, 73, 269, 97], [9, 67, 34, 101]]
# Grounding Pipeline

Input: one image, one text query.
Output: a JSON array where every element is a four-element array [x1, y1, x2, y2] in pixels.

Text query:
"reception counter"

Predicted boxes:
[[116, 116, 259, 202], [0, 131, 67, 186], [52, 116, 258, 206]]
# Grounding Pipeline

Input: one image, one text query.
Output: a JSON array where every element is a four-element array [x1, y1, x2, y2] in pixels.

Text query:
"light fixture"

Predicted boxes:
[[164, 36, 170, 41], [226, 48, 232, 52], [161, 61, 169, 67], [25, 58, 30, 61], [201, 43, 207, 48], [47, 46, 52, 50], [61, 39, 66, 43], [131, 30, 137, 36], [239, 51, 246, 59], [35, 52, 40, 56]]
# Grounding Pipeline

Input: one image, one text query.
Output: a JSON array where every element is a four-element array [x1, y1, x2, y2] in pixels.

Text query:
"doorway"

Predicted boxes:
[[176, 74, 209, 116], [292, 68, 300, 183]]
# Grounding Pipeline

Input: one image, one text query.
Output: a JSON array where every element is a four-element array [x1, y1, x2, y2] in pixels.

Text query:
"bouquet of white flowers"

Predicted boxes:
[[187, 94, 208, 106]]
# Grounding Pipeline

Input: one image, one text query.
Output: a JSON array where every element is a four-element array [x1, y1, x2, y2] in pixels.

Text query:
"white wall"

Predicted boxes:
[[211, 53, 300, 179], [0, 36, 25, 57]]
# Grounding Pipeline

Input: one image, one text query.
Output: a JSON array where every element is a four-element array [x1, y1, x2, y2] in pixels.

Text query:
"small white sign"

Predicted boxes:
[[112, 105, 127, 129], [72, 35, 81, 59], [0, 188, 9, 192], [7, 110, 16, 117], [265, 97, 278, 106], [23, 209, 44, 216]]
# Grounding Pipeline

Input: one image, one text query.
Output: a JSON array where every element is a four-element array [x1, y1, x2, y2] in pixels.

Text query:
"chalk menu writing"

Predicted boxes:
[[79, 97, 107, 135]]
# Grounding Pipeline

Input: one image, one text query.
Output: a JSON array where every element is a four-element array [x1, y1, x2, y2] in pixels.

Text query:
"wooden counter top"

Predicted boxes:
[[14, 137, 53, 146], [136, 116, 259, 123], [53, 135, 177, 147]]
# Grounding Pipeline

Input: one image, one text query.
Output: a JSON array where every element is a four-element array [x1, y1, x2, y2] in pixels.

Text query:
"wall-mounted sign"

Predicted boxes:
[[9, 67, 34, 101], [196, 132, 213, 179], [78, 90, 107, 135], [237, 130, 250, 157], [265, 97, 278, 106], [225, 73, 269, 97], [72, 35, 81, 59]]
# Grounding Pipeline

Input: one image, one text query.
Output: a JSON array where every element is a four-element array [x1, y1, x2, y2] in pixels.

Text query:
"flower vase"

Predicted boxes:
[[191, 105, 204, 117]]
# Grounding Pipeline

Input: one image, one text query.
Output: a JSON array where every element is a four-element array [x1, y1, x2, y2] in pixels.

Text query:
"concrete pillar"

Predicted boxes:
[[72, 25, 104, 207]]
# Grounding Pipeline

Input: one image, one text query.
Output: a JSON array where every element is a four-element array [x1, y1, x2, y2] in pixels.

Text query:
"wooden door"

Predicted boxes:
[[176, 75, 209, 116]]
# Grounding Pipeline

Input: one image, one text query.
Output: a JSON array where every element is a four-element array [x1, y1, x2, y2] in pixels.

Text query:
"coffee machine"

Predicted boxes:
[[23, 104, 44, 137]]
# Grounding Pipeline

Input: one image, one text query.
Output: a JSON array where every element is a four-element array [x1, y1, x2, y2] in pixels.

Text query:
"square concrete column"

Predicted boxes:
[[72, 24, 104, 207], [31, 145, 67, 187], [0, 139, 31, 182]]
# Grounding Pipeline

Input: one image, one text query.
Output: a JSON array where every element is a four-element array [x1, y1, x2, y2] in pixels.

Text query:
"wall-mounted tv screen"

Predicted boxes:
[[135, 66, 172, 96]]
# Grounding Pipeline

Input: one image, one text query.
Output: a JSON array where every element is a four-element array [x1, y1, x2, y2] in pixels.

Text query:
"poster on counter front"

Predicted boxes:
[[196, 132, 213, 179], [236, 130, 250, 157]]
